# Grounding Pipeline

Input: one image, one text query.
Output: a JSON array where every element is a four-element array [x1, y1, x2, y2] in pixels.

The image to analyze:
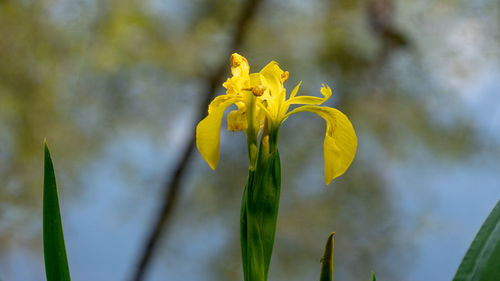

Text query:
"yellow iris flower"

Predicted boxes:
[[196, 53, 357, 184]]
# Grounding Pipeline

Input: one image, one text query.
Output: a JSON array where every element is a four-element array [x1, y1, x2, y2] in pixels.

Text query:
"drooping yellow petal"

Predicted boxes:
[[196, 95, 240, 170], [285, 105, 357, 184]]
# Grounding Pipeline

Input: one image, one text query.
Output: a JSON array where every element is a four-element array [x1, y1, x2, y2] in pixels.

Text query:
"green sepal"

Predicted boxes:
[[43, 141, 71, 281], [453, 199, 500, 281]]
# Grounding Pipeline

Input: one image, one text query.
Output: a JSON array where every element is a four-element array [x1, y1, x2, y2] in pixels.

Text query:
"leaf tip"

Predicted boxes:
[[43, 139, 50, 153]]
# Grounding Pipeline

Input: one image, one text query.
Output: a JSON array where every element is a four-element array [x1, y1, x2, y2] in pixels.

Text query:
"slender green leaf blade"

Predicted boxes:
[[320, 232, 335, 281], [241, 150, 281, 281], [453, 200, 500, 281], [372, 271, 376, 281], [240, 170, 251, 281], [43, 141, 71, 281]]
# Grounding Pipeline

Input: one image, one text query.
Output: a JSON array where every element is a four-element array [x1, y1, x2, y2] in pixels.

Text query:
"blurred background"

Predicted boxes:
[[1, 0, 500, 280]]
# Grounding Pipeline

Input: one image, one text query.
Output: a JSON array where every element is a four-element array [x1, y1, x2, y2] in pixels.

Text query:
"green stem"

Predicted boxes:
[[245, 95, 258, 170]]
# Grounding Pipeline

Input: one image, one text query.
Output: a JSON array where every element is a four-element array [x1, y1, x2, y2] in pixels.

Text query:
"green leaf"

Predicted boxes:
[[43, 141, 71, 281], [319, 232, 335, 281], [371, 271, 376, 281], [240, 142, 281, 281], [453, 199, 500, 281]]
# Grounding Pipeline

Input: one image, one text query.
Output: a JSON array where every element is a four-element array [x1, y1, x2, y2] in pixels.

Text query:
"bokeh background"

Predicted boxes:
[[1, 0, 500, 280]]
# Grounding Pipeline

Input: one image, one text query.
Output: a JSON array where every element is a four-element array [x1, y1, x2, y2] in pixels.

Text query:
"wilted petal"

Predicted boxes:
[[230, 53, 250, 77]]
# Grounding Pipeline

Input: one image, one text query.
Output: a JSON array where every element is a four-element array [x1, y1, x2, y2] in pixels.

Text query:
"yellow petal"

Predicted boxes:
[[223, 54, 251, 96], [230, 53, 250, 77], [227, 102, 248, 132], [223, 74, 249, 96], [222, 78, 238, 95], [248, 72, 263, 88], [287, 83, 332, 105], [286, 105, 357, 184], [287, 96, 325, 105], [260, 61, 284, 98], [279, 81, 301, 120], [196, 95, 239, 169], [289, 81, 302, 98]]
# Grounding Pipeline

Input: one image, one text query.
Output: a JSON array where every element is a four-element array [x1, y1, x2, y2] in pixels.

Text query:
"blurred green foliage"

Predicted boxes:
[[453, 200, 500, 281]]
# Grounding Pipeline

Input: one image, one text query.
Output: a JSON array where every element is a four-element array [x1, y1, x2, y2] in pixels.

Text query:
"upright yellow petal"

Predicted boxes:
[[279, 81, 301, 120], [260, 61, 283, 95], [285, 105, 357, 184], [196, 95, 240, 169], [260, 62, 285, 101], [289, 81, 302, 99], [259, 61, 287, 121], [249, 72, 263, 88]]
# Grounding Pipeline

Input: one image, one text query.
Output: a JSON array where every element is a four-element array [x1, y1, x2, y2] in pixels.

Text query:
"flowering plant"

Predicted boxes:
[[196, 54, 357, 281]]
